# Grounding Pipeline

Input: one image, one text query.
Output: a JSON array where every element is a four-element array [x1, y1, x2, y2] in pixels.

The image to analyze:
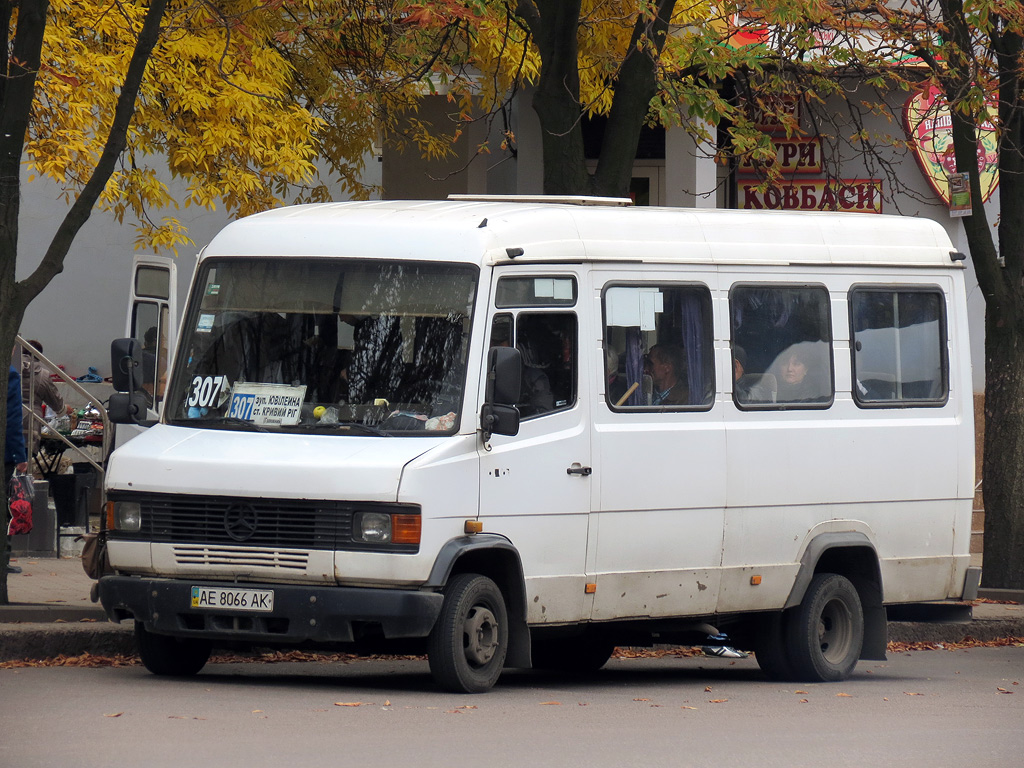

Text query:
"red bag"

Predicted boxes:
[[7, 472, 34, 536]]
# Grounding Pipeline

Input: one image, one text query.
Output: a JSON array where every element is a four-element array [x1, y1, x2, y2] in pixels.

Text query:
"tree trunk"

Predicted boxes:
[[982, 323, 1024, 589], [522, 0, 591, 196], [592, 0, 676, 198]]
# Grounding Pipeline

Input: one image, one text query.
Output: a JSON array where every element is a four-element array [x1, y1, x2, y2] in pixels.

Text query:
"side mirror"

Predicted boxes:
[[481, 403, 519, 438], [110, 338, 143, 393], [108, 392, 150, 425], [481, 347, 521, 439], [486, 346, 522, 405]]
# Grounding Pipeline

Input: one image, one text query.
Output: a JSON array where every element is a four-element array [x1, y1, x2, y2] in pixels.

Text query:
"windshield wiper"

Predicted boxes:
[[299, 421, 391, 437], [194, 416, 270, 433]]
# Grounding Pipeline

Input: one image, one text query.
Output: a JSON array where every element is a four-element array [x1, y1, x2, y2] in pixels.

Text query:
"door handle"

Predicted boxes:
[[566, 464, 592, 476]]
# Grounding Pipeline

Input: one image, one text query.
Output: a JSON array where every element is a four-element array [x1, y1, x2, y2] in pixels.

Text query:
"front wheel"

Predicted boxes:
[[428, 574, 509, 693], [786, 573, 864, 682], [134, 622, 212, 677]]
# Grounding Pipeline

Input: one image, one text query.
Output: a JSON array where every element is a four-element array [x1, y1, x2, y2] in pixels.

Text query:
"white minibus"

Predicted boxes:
[[99, 197, 979, 692]]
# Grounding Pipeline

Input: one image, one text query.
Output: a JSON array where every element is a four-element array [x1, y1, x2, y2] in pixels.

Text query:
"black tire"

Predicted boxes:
[[134, 621, 212, 677], [428, 573, 509, 693], [753, 611, 797, 682], [531, 637, 616, 674], [786, 573, 864, 682]]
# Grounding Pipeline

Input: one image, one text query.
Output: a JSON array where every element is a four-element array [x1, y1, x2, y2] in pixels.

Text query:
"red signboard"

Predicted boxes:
[[740, 179, 883, 213]]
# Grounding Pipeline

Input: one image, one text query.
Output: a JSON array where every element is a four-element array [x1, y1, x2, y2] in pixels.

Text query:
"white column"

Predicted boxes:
[[665, 120, 718, 208]]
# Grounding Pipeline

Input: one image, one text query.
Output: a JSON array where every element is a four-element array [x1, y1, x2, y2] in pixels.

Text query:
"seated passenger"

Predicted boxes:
[[492, 324, 554, 417], [774, 344, 829, 403], [647, 344, 688, 406]]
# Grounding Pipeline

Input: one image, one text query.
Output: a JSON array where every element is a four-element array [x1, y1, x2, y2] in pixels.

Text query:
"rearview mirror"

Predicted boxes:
[[486, 346, 522, 406], [110, 338, 143, 393]]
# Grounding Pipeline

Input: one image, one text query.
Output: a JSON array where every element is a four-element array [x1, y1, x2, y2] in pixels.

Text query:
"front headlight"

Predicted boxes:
[[113, 501, 142, 532], [354, 510, 421, 545], [355, 511, 392, 542]]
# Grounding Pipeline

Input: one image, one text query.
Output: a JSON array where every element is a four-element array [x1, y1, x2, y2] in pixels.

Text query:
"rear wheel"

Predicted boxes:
[[134, 622, 212, 677], [428, 573, 508, 693], [786, 573, 864, 682], [531, 636, 616, 674]]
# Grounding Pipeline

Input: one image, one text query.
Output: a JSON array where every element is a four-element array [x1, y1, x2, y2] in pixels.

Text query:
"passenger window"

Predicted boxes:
[[602, 284, 714, 409], [490, 312, 576, 418], [850, 288, 947, 406], [730, 285, 833, 408]]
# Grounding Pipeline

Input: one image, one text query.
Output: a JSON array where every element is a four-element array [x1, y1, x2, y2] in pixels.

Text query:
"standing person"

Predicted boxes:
[[20, 340, 71, 457], [5, 363, 28, 574]]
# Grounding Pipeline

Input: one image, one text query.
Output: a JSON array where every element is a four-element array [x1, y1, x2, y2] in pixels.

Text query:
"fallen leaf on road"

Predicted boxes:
[[79, 618, 97, 623], [540, 701, 561, 706], [334, 702, 367, 707], [799, 699, 809, 704], [709, 699, 728, 704], [836, 693, 852, 697], [996, 688, 1013, 694], [904, 692, 923, 696], [578, 702, 589, 706], [680, 706, 698, 710], [252, 710, 263, 713], [456, 705, 477, 709], [104, 712, 123, 718], [794, 690, 808, 694], [704, 686, 713, 692], [633, 698, 650, 702], [383, 700, 391, 706]]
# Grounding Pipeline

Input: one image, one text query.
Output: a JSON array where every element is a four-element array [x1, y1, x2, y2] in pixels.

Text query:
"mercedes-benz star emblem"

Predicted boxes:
[[224, 504, 258, 542]]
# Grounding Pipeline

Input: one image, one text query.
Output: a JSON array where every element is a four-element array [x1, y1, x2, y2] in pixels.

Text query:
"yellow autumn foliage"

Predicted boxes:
[[26, 0, 336, 254]]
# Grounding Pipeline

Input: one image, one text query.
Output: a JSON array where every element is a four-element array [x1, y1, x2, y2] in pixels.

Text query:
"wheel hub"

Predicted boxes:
[[462, 605, 499, 666], [818, 598, 852, 662]]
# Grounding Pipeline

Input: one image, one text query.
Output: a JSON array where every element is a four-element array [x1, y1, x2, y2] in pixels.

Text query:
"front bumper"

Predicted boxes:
[[99, 575, 443, 645]]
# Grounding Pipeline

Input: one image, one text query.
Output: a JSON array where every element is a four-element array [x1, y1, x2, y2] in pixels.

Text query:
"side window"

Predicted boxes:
[[489, 312, 577, 419], [131, 301, 170, 406], [602, 284, 714, 410], [850, 287, 947, 406], [730, 285, 833, 408]]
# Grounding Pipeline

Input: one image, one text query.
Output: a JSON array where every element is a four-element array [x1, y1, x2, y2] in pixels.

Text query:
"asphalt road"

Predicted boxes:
[[2, 647, 1021, 768]]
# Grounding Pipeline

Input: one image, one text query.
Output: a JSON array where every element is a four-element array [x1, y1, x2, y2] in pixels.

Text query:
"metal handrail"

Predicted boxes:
[[16, 335, 111, 481]]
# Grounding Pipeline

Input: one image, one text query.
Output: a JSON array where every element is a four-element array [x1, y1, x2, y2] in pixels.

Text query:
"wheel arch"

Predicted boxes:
[[426, 535, 531, 667], [785, 532, 887, 661]]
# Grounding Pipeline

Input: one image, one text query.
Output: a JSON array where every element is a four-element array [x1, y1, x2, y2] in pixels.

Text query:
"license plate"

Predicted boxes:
[[190, 586, 274, 612]]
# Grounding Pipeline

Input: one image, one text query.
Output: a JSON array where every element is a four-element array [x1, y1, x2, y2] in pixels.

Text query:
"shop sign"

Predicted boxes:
[[738, 137, 822, 174], [904, 85, 998, 207], [740, 179, 883, 213]]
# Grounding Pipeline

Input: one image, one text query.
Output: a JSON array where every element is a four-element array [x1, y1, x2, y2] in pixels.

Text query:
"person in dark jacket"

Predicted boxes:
[[5, 364, 28, 574]]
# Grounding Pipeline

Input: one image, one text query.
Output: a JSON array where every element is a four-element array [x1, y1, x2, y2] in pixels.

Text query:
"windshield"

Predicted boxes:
[[167, 258, 478, 434]]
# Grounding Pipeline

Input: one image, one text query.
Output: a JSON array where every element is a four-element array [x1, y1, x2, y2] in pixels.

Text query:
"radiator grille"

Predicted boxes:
[[111, 493, 417, 553], [173, 544, 310, 570]]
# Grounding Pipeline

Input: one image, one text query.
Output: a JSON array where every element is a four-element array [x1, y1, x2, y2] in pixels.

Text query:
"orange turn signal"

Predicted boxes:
[[750, 575, 762, 586], [105, 501, 115, 531], [391, 514, 422, 545], [585, 583, 597, 594], [464, 520, 483, 535]]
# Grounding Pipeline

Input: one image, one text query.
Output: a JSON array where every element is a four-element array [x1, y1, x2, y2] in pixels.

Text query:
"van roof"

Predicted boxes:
[[201, 199, 961, 269]]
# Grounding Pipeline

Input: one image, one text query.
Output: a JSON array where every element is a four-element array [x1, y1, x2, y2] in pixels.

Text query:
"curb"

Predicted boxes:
[[0, 622, 135, 661]]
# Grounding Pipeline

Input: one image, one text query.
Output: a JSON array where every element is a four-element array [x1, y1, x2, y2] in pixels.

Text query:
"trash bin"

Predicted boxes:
[[50, 466, 96, 528]]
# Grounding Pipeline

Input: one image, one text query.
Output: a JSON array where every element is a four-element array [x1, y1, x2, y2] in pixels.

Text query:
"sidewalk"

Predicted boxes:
[[1, 555, 1022, 663]]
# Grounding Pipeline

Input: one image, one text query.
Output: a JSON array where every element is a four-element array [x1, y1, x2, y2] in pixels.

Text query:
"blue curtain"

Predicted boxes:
[[666, 291, 707, 405], [624, 327, 645, 406]]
